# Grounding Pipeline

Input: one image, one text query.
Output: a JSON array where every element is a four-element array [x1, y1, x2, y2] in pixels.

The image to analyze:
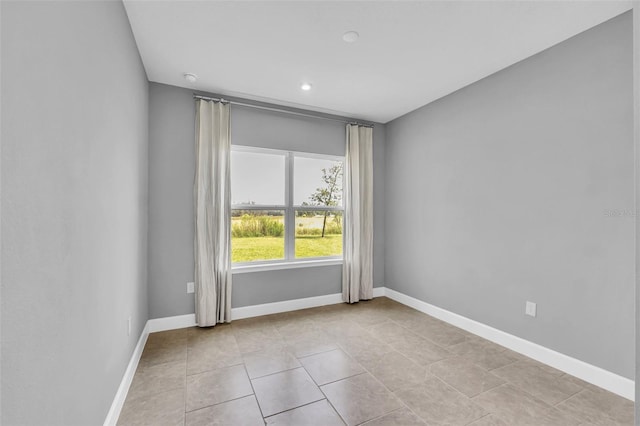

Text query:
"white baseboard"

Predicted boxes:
[[233, 288, 385, 319], [232, 293, 344, 320], [148, 313, 196, 332], [383, 287, 635, 401], [103, 322, 150, 426], [146, 288, 387, 329], [372, 287, 386, 298]]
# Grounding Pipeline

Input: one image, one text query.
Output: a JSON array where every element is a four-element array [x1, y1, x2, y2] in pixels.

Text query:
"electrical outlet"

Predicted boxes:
[[187, 281, 195, 294], [525, 301, 537, 317], [127, 316, 132, 336]]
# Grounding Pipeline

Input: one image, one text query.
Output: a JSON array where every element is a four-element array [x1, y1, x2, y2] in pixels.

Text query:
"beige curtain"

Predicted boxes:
[[343, 124, 373, 303], [194, 99, 232, 326]]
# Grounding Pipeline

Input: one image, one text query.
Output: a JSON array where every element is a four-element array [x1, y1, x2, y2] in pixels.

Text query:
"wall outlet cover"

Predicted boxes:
[[187, 281, 195, 294], [525, 301, 537, 317]]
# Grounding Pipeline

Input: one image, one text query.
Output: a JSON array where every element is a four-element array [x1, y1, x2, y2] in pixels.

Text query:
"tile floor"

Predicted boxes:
[[118, 297, 634, 426]]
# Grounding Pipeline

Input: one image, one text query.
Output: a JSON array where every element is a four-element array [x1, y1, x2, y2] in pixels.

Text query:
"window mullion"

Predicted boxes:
[[285, 152, 295, 260], [230, 146, 344, 265]]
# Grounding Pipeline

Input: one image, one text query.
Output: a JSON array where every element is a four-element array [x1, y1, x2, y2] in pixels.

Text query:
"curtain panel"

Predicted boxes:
[[194, 99, 232, 326], [343, 124, 374, 303]]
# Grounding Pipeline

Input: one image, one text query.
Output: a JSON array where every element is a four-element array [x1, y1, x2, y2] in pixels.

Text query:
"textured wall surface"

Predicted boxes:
[[1, 1, 149, 424], [386, 12, 634, 378], [633, 4, 639, 415]]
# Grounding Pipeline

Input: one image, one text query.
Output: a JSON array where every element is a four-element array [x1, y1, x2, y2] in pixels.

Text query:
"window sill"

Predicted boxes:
[[232, 258, 343, 274]]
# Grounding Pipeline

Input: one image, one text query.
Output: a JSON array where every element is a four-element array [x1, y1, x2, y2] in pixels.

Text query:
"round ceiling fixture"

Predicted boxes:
[[342, 31, 359, 43], [301, 83, 312, 91], [183, 73, 198, 83]]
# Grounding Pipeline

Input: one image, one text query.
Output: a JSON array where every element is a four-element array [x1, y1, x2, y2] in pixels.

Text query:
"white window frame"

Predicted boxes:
[[231, 145, 344, 271]]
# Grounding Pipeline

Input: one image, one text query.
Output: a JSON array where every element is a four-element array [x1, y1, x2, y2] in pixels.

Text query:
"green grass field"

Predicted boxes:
[[231, 214, 343, 262], [231, 235, 342, 263]]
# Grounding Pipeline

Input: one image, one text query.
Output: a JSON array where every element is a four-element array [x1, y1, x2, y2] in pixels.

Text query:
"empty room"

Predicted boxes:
[[2, 1, 640, 425]]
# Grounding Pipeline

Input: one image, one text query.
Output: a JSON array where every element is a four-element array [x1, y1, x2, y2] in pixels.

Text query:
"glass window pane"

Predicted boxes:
[[231, 150, 285, 205], [295, 210, 343, 258], [294, 157, 343, 207], [231, 210, 285, 263]]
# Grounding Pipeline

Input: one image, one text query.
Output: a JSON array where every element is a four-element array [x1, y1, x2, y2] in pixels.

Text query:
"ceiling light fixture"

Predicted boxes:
[[342, 31, 359, 43], [301, 83, 312, 91], [183, 73, 198, 83]]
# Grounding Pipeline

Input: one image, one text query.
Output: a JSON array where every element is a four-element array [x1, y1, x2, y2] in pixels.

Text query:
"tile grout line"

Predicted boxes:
[[552, 388, 586, 409], [550, 388, 595, 425], [261, 398, 330, 422], [355, 407, 408, 426], [486, 364, 588, 422], [186, 330, 266, 419], [464, 413, 492, 425], [185, 359, 245, 378], [330, 337, 428, 425], [471, 383, 587, 425], [184, 389, 256, 414], [295, 348, 346, 402], [307, 364, 349, 425], [246, 363, 304, 381], [239, 361, 267, 425], [317, 370, 368, 388], [287, 312, 399, 425], [182, 338, 188, 425], [386, 315, 461, 351], [339, 318, 440, 424], [362, 315, 505, 424], [382, 310, 592, 423], [553, 387, 586, 408]]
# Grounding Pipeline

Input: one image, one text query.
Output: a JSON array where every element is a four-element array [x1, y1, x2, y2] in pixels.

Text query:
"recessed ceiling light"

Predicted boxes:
[[301, 83, 312, 91], [342, 31, 359, 43], [183, 73, 198, 83]]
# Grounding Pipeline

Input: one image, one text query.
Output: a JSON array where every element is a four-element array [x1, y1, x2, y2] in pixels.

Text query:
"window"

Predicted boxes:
[[231, 146, 344, 265]]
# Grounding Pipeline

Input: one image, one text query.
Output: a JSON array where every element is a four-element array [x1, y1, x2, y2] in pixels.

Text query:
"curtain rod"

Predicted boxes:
[[193, 94, 374, 128]]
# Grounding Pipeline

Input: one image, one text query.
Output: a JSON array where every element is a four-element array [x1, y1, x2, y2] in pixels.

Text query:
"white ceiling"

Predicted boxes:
[[123, 1, 631, 123]]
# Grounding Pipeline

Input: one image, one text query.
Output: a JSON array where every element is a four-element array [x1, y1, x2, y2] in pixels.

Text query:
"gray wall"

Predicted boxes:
[[633, 4, 639, 420], [1, 1, 149, 425], [148, 82, 385, 319], [385, 12, 634, 378]]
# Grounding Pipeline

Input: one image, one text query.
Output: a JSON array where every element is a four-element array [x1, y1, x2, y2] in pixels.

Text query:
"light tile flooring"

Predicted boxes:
[[118, 297, 634, 426]]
